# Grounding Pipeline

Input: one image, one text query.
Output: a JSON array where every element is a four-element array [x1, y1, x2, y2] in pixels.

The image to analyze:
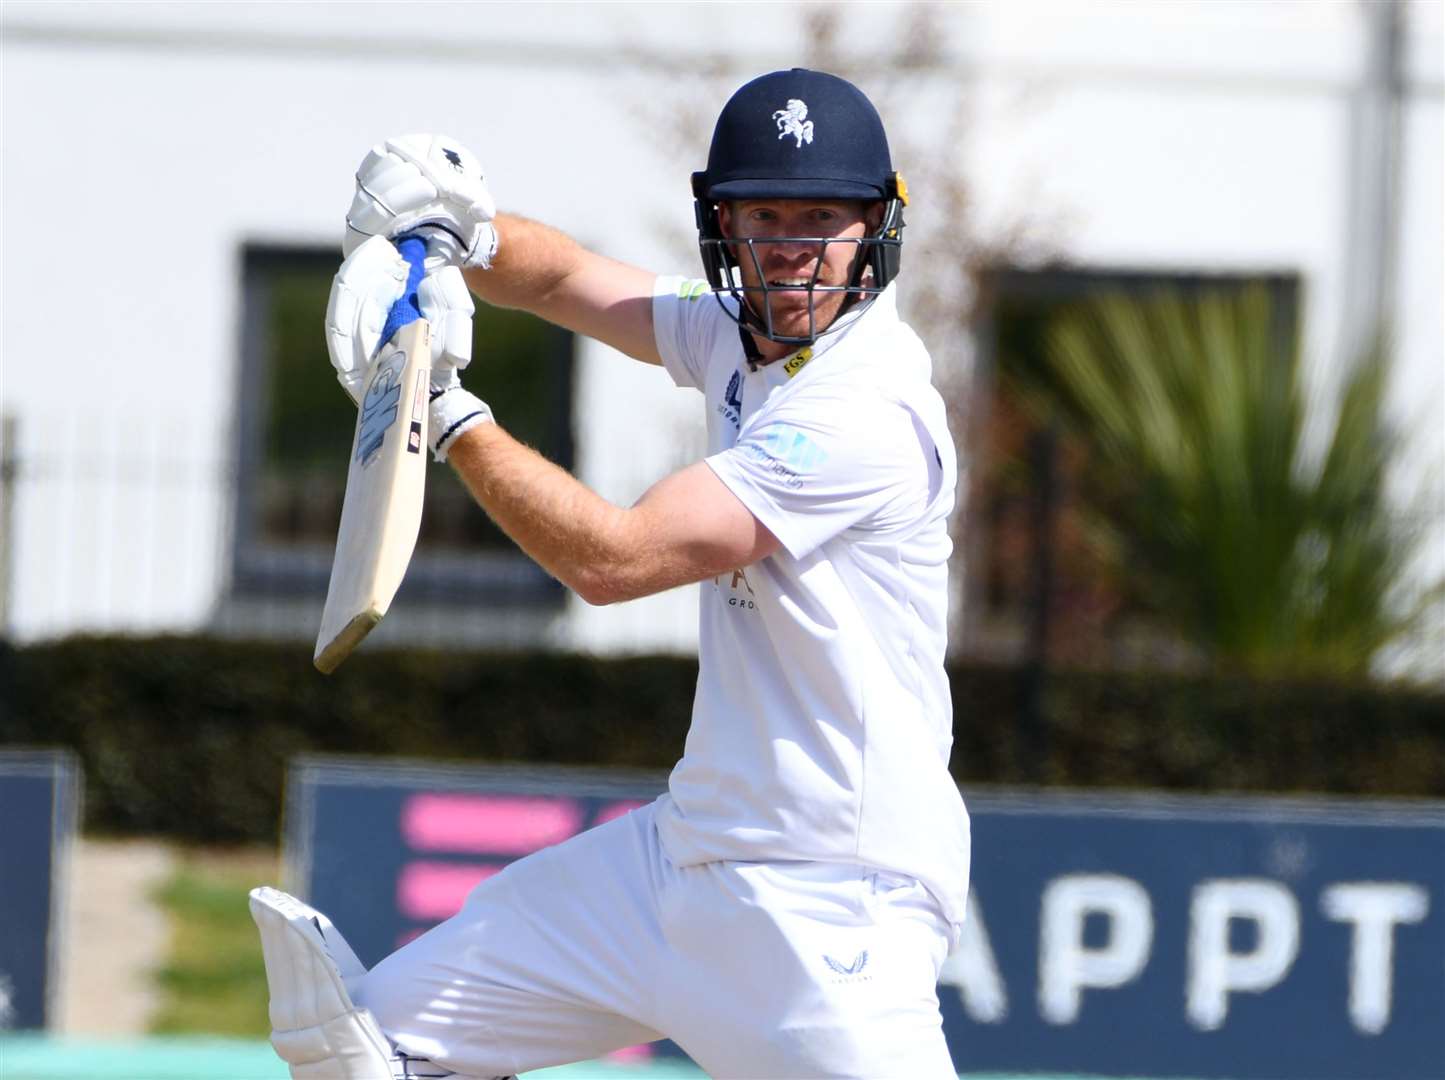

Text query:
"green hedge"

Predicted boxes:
[[1, 637, 1441, 841]]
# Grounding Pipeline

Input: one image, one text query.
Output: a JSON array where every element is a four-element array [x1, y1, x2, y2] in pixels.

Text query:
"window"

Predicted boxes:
[[230, 245, 572, 613], [966, 267, 1299, 668]]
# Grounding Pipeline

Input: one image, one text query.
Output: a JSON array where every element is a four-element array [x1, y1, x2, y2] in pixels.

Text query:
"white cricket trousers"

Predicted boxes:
[[357, 799, 958, 1079]]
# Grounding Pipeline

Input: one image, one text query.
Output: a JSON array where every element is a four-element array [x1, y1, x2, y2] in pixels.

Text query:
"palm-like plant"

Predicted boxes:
[[1025, 285, 1436, 678]]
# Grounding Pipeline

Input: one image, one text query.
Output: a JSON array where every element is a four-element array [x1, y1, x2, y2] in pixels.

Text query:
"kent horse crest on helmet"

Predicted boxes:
[[773, 99, 814, 148], [692, 69, 909, 346]]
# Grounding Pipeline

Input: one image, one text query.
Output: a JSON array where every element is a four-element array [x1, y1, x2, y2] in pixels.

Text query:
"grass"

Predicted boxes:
[[147, 847, 278, 1036]]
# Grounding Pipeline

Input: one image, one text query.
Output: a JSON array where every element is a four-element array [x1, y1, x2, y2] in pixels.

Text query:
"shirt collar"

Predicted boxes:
[[744, 283, 899, 375]]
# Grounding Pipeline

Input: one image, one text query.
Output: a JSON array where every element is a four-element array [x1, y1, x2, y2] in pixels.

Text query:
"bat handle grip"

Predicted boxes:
[[379, 234, 429, 343]]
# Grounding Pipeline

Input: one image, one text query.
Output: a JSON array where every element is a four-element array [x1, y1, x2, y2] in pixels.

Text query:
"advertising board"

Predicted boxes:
[[285, 759, 1444, 1078], [0, 750, 80, 1031], [943, 791, 1444, 1080]]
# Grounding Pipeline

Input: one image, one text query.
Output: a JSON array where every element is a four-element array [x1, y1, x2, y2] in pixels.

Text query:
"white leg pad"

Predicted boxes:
[[250, 886, 394, 1079]]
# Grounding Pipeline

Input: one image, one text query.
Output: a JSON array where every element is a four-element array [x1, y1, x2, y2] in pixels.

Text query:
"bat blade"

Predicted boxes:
[[314, 318, 430, 673]]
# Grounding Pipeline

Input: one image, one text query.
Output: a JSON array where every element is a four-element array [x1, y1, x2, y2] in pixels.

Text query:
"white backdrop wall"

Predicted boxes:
[[2, 1, 1441, 661]]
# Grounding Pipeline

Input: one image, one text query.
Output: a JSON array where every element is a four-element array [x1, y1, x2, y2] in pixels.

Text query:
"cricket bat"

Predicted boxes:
[[314, 235, 431, 673]]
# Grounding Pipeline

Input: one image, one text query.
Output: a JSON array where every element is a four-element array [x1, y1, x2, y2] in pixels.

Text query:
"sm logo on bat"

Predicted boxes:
[[356, 351, 406, 467]]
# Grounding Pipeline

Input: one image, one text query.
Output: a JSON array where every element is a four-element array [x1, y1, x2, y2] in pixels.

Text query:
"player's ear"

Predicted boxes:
[[865, 201, 884, 230]]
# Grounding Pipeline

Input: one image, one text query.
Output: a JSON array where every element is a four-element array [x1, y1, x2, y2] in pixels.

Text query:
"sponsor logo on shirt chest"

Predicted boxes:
[[716, 349, 812, 433], [717, 369, 743, 430], [711, 567, 758, 613]]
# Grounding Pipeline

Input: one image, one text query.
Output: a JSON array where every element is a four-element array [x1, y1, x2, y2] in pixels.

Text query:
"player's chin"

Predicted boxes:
[[764, 294, 843, 338]]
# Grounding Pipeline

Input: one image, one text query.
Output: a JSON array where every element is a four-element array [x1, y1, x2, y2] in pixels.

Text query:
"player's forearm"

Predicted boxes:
[[461, 214, 585, 315], [445, 422, 641, 605]]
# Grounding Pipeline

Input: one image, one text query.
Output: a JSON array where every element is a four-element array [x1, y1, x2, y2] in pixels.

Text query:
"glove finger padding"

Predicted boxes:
[[384, 134, 495, 223], [324, 236, 408, 404], [417, 265, 474, 382], [343, 134, 499, 270], [345, 152, 439, 238], [416, 266, 492, 461]]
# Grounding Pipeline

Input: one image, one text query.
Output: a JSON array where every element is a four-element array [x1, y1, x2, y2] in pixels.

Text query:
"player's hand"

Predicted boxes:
[[324, 236, 409, 404], [418, 265, 493, 460], [417, 265, 475, 392], [344, 134, 499, 271]]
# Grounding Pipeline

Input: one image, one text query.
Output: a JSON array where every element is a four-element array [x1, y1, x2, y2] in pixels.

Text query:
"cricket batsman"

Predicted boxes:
[[252, 68, 970, 1079]]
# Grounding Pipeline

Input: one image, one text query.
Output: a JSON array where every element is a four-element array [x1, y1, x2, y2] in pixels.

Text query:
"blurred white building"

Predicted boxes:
[[1, 1, 1441, 664]]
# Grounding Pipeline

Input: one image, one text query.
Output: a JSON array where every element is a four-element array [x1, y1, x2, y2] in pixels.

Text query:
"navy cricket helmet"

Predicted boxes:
[[692, 68, 908, 345]]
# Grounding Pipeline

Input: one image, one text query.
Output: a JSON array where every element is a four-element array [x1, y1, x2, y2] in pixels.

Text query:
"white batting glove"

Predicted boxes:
[[416, 262, 496, 460], [344, 134, 500, 271], [324, 236, 408, 404], [417, 264, 474, 386], [428, 382, 494, 462], [325, 234, 493, 460]]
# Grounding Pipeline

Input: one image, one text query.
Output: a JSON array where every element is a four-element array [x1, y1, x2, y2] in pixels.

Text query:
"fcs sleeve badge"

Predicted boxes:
[[782, 347, 814, 379], [773, 99, 814, 147]]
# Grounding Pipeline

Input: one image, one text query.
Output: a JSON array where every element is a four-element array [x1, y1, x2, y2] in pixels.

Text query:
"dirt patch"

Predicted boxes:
[[54, 842, 283, 1035], [55, 838, 175, 1035]]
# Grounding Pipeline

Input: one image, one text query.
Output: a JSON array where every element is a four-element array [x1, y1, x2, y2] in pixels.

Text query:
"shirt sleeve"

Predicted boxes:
[[705, 386, 940, 560], [652, 275, 721, 391]]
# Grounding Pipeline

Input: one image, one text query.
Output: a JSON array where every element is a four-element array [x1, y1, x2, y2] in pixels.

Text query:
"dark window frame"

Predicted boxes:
[[962, 264, 1301, 662], [229, 243, 570, 608]]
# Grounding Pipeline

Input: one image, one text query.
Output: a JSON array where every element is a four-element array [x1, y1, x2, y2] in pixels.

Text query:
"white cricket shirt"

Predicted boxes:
[[650, 276, 971, 927]]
